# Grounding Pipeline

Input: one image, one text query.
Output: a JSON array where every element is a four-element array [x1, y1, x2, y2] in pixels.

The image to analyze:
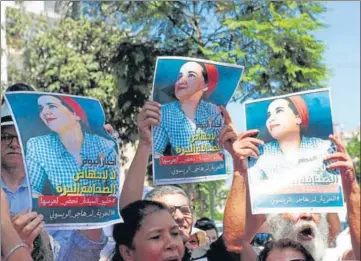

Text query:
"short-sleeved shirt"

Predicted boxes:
[[248, 136, 338, 184], [26, 132, 119, 195], [154, 100, 223, 155]]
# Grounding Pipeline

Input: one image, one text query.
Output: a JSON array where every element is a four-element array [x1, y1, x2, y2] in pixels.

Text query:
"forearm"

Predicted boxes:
[[119, 142, 151, 209], [223, 159, 255, 252], [1, 223, 32, 261], [344, 181, 360, 260]]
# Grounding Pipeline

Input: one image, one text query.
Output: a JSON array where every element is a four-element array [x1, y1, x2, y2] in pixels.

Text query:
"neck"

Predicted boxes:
[[180, 94, 203, 121], [59, 126, 84, 155], [278, 132, 302, 154], [1, 165, 25, 192]]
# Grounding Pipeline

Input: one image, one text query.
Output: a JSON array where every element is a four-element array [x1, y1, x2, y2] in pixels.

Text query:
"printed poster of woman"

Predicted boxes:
[[152, 56, 244, 185], [244, 89, 344, 214], [5, 92, 122, 228]]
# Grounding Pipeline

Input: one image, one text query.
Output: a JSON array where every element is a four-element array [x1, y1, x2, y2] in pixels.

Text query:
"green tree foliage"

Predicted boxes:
[[347, 136, 361, 186], [4, 1, 329, 219]]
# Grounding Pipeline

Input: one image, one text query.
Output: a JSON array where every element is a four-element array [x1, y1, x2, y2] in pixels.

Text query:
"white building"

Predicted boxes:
[[1, 1, 60, 88]]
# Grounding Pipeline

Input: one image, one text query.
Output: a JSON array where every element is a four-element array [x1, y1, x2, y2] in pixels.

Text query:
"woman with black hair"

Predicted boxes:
[[257, 238, 315, 261], [111, 200, 184, 261]]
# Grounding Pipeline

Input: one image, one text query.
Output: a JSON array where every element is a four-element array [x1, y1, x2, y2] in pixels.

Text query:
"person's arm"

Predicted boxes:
[[119, 101, 161, 209], [327, 213, 342, 246], [52, 230, 107, 261], [1, 189, 32, 261], [325, 134, 360, 260], [219, 107, 266, 253]]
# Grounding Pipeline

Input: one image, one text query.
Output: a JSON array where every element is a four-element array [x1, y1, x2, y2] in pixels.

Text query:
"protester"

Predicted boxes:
[[26, 94, 118, 195], [185, 227, 209, 252], [119, 101, 242, 261], [220, 107, 360, 261], [257, 238, 315, 261], [111, 200, 184, 261], [1, 83, 108, 261], [1, 188, 33, 261], [153, 61, 222, 156], [195, 217, 218, 244]]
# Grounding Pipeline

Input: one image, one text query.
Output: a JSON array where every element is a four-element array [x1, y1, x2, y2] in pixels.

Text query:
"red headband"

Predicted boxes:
[[288, 95, 309, 131], [204, 64, 219, 98], [60, 96, 89, 127]]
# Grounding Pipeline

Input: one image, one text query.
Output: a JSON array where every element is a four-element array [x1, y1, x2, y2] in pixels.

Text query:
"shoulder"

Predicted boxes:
[[161, 101, 180, 112], [27, 133, 58, 149], [302, 136, 333, 151], [84, 132, 116, 150], [199, 100, 219, 113]]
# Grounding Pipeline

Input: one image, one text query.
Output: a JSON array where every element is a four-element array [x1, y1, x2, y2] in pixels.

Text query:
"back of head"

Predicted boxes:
[[195, 217, 217, 233], [111, 200, 167, 261], [257, 238, 315, 261]]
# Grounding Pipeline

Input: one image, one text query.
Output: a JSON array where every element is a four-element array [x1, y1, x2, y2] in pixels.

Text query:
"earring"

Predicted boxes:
[[296, 118, 302, 125]]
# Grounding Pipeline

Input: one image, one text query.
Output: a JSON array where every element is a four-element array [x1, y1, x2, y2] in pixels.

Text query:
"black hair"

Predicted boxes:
[[2, 82, 36, 104], [195, 217, 218, 235], [284, 97, 299, 116], [257, 238, 315, 261], [31, 231, 54, 261], [111, 200, 168, 261], [196, 62, 209, 84]]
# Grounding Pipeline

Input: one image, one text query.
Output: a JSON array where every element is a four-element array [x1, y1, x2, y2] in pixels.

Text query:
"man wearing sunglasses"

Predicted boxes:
[[220, 108, 360, 261]]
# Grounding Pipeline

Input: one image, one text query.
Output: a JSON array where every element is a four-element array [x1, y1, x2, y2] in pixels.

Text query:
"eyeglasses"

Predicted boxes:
[[168, 205, 195, 216], [1, 133, 19, 145]]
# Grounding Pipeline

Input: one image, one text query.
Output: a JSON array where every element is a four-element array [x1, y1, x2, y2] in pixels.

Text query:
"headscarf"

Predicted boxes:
[[288, 95, 309, 131], [204, 64, 219, 98], [59, 96, 89, 128]]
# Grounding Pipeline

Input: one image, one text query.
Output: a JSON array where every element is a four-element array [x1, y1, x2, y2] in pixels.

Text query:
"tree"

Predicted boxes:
[[4, 1, 330, 218]]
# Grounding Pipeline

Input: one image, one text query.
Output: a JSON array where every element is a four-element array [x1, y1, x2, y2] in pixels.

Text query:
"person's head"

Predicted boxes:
[[112, 200, 184, 261], [1, 87, 27, 169], [194, 217, 218, 243], [266, 213, 328, 261], [257, 238, 315, 261], [185, 227, 208, 251], [266, 96, 309, 141], [37, 95, 89, 134], [1, 82, 36, 104], [175, 61, 218, 103], [145, 186, 194, 239]]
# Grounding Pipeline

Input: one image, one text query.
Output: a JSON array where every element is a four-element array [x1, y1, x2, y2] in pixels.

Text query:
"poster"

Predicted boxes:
[[152, 56, 244, 185], [244, 88, 344, 214], [4, 92, 123, 229]]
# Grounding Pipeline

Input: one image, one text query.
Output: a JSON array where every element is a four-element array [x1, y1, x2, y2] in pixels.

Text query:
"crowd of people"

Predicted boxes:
[[1, 82, 360, 261]]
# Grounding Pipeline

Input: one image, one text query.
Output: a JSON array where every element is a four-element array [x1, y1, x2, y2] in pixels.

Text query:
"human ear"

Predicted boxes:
[[119, 245, 134, 261], [202, 83, 209, 92], [73, 113, 81, 121]]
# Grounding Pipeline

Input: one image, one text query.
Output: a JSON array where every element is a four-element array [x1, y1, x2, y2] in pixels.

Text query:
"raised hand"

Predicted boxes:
[[136, 101, 161, 147]]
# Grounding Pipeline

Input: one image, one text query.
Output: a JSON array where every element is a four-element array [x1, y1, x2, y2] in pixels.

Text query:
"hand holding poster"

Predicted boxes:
[[245, 88, 344, 214], [4, 92, 123, 229], [152, 57, 244, 185]]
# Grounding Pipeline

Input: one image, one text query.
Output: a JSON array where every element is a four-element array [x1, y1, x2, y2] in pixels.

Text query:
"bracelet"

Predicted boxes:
[[4, 242, 30, 261]]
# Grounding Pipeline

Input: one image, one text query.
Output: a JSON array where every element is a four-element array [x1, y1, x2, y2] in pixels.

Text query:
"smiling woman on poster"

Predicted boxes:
[[26, 95, 118, 196], [153, 61, 223, 156], [248, 95, 337, 182]]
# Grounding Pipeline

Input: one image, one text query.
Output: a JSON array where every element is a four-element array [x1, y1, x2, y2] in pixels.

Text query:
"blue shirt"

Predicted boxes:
[[248, 136, 338, 183], [1, 176, 31, 216], [26, 132, 119, 195], [1, 179, 107, 261], [154, 100, 223, 155]]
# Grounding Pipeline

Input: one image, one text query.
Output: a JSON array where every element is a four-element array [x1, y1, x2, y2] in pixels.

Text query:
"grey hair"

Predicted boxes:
[[144, 185, 190, 205]]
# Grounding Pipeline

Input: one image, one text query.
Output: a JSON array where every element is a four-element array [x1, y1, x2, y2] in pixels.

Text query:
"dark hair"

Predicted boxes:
[[2, 82, 36, 104], [195, 217, 218, 235], [196, 62, 209, 84], [257, 238, 315, 261], [31, 231, 54, 261], [111, 200, 168, 261], [284, 97, 299, 116], [144, 185, 191, 206]]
